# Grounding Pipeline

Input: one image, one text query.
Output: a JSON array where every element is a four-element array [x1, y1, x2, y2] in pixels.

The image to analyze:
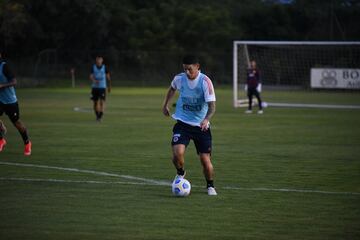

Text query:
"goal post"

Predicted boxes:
[[233, 41, 360, 108]]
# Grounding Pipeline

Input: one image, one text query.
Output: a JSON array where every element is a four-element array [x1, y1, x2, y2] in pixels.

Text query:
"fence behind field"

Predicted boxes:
[[8, 49, 233, 88]]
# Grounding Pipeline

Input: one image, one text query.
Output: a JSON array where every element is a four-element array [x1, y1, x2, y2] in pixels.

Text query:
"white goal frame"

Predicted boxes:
[[233, 41, 360, 109]]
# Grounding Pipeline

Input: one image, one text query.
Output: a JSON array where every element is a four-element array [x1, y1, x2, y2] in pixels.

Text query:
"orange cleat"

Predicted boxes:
[[0, 138, 6, 152], [24, 141, 32, 156]]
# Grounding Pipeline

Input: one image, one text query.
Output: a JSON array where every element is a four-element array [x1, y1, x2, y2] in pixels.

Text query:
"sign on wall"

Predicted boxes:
[[311, 68, 360, 89]]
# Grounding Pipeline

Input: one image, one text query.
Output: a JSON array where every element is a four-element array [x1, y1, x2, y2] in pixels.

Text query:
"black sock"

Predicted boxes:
[[99, 112, 103, 119], [19, 129, 29, 144], [95, 111, 100, 119], [176, 168, 185, 176], [206, 180, 214, 188]]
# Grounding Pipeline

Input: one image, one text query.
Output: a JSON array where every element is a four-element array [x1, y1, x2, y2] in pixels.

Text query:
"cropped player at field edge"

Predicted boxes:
[[0, 51, 32, 155], [90, 55, 111, 122], [245, 60, 263, 114], [162, 55, 217, 196]]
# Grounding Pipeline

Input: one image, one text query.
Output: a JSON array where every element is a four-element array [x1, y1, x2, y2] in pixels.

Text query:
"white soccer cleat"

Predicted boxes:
[[207, 187, 217, 196], [257, 110, 264, 114], [245, 110, 252, 114]]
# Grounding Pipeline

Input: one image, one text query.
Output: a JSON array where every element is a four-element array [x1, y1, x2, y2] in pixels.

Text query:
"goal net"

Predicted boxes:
[[233, 41, 360, 109]]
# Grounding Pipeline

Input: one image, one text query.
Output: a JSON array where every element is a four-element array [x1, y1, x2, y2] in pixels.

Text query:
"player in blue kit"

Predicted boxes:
[[0, 51, 32, 155], [245, 60, 263, 114], [162, 55, 217, 196], [90, 55, 111, 122]]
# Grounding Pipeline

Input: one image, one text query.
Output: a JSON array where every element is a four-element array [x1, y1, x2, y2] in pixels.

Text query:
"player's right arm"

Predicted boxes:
[[162, 76, 181, 116], [89, 66, 98, 85], [162, 86, 176, 117]]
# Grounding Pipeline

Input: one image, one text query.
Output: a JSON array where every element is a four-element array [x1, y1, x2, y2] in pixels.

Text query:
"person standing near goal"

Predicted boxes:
[[162, 55, 217, 196], [0, 51, 32, 155], [245, 60, 263, 114], [90, 55, 111, 122]]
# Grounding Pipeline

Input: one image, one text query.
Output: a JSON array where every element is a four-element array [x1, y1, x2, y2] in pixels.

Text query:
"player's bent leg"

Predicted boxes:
[[199, 153, 217, 196], [199, 153, 214, 181], [172, 144, 186, 179], [0, 120, 7, 137], [246, 91, 253, 113], [13, 120, 32, 156], [254, 91, 263, 114], [94, 100, 103, 121], [98, 99, 105, 120], [0, 120, 7, 152]]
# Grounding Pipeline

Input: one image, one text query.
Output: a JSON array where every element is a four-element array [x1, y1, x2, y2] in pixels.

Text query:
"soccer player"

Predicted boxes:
[[162, 55, 217, 196], [245, 60, 263, 114], [90, 55, 111, 122], [0, 51, 32, 155]]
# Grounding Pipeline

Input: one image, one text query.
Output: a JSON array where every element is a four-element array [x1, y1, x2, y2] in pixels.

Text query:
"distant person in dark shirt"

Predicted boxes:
[[90, 55, 111, 122], [0, 51, 32, 155], [245, 60, 263, 114]]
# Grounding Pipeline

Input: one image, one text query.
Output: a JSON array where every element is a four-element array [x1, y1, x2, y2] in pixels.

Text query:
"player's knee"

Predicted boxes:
[[200, 154, 212, 165], [9, 115, 20, 125], [173, 151, 184, 161]]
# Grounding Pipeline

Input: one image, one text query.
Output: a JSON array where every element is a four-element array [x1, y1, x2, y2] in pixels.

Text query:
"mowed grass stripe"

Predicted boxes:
[[0, 88, 359, 240]]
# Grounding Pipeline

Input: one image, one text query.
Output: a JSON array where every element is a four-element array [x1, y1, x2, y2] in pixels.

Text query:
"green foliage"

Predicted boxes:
[[0, 0, 359, 56]]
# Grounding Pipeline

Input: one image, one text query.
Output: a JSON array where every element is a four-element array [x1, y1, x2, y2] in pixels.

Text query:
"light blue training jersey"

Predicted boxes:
[[91, 64, 107, 89], [0, 62, 17, 104], [172, 73, 209, 126]]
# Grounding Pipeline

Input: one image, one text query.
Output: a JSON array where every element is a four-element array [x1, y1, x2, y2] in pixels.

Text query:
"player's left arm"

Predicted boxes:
[[200, 77, 216, 131], [200, 101, 216, 131], [256, 70, 262, 92], [106, 73, 111, 93], [0, 64, 17, 89]]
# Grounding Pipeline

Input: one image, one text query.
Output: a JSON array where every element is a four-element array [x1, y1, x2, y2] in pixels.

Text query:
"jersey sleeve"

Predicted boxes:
[[170, 75, 182, 90], [203, 76, 216, 102]]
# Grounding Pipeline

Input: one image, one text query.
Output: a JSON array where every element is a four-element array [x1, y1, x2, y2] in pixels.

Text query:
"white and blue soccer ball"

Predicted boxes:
[[172, 178, 191, 197]]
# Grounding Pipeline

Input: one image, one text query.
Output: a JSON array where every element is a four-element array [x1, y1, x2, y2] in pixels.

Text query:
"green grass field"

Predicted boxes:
[[0, 87, 359, 240]]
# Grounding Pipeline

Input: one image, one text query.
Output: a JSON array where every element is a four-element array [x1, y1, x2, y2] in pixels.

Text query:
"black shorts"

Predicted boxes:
[[91, 88, 106, 101], [0, 101, 20, 123], [171, 121, 212, 154]]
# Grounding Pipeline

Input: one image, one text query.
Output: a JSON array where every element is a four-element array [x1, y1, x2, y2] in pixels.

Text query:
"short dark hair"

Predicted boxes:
[[182, 55, 199, 65]]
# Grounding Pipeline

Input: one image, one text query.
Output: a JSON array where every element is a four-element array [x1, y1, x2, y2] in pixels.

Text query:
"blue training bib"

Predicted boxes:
[[172, 73, 208, 126], [92, 64, 107, 89], [0, 62, 17, 104]]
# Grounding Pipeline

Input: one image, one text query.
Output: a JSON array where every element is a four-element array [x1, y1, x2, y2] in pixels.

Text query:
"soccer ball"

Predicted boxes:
[[172, 178, 191, 197]]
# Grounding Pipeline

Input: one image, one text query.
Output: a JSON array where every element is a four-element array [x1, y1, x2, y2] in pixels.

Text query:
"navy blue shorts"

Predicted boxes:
[[171, 121, 212, 154], [0, 101, 20, 123], [91, 88, 106, 101]]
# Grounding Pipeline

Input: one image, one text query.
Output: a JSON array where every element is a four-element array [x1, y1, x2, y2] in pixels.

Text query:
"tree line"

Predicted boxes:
[[1, 0, 359, 57]]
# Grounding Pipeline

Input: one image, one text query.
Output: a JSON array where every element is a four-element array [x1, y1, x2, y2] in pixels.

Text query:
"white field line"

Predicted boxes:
[[223, 186, 360, 196], [73, 107, 92, 113], [268, 102, 360, 110], [0, 177, 157, 186], [0, 161, 171, 186], [1, 161, 359, 196]]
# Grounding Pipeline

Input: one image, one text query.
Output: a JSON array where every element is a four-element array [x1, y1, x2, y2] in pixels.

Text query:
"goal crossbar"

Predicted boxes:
[[233, 41, 360, 109]]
